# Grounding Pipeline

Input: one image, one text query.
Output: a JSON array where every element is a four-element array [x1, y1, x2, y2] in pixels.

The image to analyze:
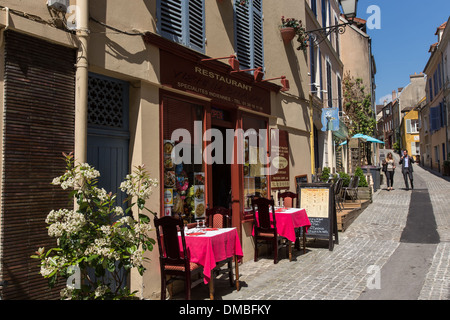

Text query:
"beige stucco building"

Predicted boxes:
[[0, 0, 325, 299]]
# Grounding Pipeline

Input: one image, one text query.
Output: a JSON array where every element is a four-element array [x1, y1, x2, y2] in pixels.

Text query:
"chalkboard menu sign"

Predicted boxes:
[[297, 183, 338, 251]]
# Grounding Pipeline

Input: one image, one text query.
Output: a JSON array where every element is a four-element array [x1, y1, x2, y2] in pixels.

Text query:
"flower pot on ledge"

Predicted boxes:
[[280, 27, 296, 44]]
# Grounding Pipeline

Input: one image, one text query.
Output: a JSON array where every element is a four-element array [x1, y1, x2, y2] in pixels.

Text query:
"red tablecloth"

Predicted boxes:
[[180, 227, 243, 284], [254, 208, 311, 242]]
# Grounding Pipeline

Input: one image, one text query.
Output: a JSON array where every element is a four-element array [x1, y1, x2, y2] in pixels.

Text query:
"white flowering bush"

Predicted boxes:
[[31, 152, 158, 300]]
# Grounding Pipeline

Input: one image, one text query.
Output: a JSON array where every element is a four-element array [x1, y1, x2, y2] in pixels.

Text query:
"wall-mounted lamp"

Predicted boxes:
[[231, 67, 264, 82], [262, 76, 290, 92], [200, 55, 240, 72]]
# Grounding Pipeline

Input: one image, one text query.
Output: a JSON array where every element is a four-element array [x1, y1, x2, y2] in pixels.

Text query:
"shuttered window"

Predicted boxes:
[[326, 60, 333, 108], [234, 0, 264, 70], [1, 31, 76, 299], [157, 0, 205, 53]]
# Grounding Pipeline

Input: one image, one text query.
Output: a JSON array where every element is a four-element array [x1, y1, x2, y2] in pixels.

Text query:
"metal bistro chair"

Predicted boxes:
[[334, 178, 344, 212], [205, 206, 236, 289], [343, 175, 359, 202], [252, 197, 288, 264], [154, 215, 203, 300]]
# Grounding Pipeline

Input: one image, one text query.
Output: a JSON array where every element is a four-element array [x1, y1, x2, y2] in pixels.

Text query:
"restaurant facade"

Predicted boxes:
[[0, 0, 327, 299]]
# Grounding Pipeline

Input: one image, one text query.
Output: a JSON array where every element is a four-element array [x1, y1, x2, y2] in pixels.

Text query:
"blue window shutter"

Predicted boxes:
[[326, 60, 332, 108], [252, 0, 264, 69], [235, 3, 252, 69], [310, 39, 316, 92], [429, 79, 433, 102], [311, 0, 317, 16], [319, 49, 323, 98], [157, 0, 205, 53], [158, 0, 184, 43], [430, 106, 439, 132], [322, 0, 327, 27], [188, 0, 205, 52], [235, 0, 264, 70]]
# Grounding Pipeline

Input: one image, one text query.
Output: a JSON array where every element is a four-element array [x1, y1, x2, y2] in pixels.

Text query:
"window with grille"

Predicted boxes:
[[157, 0, 205, 53], [88, 73, 129, 132], [234, 0, 264, 71]]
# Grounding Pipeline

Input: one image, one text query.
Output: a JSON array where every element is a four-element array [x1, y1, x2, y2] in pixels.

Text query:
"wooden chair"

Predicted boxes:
[[278, 191, 298, 208], [206, 206, 232, 229], [205, 206, 236, 290], [252, 197, 287, 264], [154, 215, 203, 300], [278, 191, 307, 255]]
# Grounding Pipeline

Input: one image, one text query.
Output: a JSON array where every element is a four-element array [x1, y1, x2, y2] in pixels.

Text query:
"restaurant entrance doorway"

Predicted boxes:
[[212, 125, 232, 208]]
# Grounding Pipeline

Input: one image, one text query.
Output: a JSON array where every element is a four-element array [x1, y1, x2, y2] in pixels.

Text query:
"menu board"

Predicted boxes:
[[298, 183, 338, 251], [271, 130, 290, 190]]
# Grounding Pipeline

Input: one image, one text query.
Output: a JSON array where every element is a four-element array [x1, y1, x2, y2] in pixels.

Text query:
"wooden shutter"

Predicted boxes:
[[235, 3, 252, 69], [188, 0, 205, 52], [158, 0, 205, 53], [252, 0, 264, 69], [159, 0, 184, 43], [1, 31, 76, 299], [235, 0, 264, 70], [326, 60, 333, 108]]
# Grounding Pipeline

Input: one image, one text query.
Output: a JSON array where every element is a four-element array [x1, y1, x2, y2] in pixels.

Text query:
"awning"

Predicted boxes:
[[339, 134, 385, 145]]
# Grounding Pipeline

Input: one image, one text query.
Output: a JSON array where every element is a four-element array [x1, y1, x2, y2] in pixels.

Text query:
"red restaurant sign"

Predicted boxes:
[[160, 51, 271, 114]]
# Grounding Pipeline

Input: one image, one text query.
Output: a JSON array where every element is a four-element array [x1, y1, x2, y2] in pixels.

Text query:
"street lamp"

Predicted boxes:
[[339, 0, 358, 20]]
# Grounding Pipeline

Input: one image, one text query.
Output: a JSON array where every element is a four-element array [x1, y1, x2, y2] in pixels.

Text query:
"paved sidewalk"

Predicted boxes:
[[214, 163, 450, 300]]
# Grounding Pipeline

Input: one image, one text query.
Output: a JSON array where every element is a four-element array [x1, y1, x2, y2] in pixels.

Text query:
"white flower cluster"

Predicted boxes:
[[119, 173, 158, 200], [130, 250, 144, 268], [84, 237, 120, 260], [51, 163, 100, 190], [95, 285, 109, 298], [40, 256, 68, 277], [46, 209, 86, 238]]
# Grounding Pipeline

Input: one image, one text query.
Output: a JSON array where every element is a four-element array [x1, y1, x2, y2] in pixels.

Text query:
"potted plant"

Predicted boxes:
[[354, 166, 372, 202], [235, 0, 249, 6], [280, 16, 309, 51]]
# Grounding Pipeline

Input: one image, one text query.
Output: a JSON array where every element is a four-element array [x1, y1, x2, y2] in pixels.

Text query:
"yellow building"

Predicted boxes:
[[401, 104, 422, 161]]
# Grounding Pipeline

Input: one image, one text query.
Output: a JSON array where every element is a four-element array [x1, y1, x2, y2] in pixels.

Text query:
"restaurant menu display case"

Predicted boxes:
[[162, 97, 205, 223], [243, 116, 269, 210]]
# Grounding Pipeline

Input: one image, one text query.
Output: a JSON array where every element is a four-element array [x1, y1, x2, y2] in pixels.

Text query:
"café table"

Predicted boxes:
[[179, 227, 243, 300], [254, 207, 311, 261]]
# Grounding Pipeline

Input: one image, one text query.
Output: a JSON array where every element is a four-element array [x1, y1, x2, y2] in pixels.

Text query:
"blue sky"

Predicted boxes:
[[355, 0, 450, 105]]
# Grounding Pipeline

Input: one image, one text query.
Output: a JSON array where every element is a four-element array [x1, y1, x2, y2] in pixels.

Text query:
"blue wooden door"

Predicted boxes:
[[87, 73, 130, 292]]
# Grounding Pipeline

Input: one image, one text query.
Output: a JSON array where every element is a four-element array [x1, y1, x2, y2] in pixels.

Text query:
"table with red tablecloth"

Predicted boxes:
[[179, 227, 243, 299], [254, 207, 311, 259]]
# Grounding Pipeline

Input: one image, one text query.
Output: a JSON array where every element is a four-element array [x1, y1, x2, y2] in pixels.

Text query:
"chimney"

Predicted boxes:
[[392, 90, 397, 101]]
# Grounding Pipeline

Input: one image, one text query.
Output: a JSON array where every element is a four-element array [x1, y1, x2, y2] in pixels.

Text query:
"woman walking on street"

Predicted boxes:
[[383, 152, 396, 191]]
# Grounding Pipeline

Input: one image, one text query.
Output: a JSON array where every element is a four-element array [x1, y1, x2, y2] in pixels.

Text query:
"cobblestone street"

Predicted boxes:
[[210, 162, 450, 300]]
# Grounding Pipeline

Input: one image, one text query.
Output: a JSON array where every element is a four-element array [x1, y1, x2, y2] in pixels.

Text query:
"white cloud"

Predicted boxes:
[[378, 94, 392, 105]]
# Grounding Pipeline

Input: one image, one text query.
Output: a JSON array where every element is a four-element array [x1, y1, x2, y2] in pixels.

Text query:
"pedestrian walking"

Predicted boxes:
[[382, 152, 396, 191], [399, 149, 414, 190]]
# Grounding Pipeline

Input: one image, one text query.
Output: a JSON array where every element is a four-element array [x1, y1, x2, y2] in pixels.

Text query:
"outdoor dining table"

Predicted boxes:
[[178, 227, 243, 300], [254, 207, 311, 261]]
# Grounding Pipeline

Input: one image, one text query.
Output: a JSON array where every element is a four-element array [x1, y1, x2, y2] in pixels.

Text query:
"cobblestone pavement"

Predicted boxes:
[[212, 162, 450, 300]]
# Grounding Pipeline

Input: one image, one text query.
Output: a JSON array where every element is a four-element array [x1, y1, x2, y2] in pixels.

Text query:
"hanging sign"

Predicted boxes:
[[321, 108, 340, 132]]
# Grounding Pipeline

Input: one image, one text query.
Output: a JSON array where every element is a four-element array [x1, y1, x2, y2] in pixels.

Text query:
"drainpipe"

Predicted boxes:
[[310, 94, 315, 177], [75, 0, 89, 164]]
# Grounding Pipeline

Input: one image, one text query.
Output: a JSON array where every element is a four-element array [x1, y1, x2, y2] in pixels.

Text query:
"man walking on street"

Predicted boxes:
[[399, 150, 414, 190]]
